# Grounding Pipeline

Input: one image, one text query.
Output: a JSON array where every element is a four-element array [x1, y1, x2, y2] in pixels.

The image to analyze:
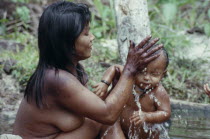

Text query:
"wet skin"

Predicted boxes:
[[94, 52, 171, 139], [120, 84, 170, 139], [13, 23, 163, 139]]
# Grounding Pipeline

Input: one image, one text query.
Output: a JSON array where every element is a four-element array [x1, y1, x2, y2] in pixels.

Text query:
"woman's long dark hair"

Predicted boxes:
[[25, 1, 91, 108]]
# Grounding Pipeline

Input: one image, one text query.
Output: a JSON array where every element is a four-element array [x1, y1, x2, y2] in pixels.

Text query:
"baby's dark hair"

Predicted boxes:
[[147, 44, 169, 70], [158, 47, 169, 70]]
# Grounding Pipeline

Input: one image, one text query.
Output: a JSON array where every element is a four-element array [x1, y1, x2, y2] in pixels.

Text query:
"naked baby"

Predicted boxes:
[[93, 41, 171, 139]]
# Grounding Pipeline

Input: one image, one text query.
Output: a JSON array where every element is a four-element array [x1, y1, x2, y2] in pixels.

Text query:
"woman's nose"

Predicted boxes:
[[90, 32, 95, 41]]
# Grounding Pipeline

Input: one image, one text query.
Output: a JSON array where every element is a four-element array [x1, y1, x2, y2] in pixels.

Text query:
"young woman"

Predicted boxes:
[[13, 1, 162, 138]]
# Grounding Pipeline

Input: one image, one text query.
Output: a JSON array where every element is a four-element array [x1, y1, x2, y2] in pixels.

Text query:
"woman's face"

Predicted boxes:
[[74, 23, 95, 60]]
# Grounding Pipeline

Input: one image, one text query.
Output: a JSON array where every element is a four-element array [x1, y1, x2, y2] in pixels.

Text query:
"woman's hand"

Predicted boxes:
[[204, 84, 210, 97], [124, 36, 163, 76], [130, 111, 146, 126]]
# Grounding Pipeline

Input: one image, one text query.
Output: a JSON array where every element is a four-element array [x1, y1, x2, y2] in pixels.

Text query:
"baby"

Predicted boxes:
[[93, 46, 171, 139]]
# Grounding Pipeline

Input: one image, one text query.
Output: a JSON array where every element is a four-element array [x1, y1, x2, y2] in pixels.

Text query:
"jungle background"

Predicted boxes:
[[0, 0, 210, 134]]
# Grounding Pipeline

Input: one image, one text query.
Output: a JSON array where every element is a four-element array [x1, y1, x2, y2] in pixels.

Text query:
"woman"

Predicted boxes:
[[13, 1, 162, 138]]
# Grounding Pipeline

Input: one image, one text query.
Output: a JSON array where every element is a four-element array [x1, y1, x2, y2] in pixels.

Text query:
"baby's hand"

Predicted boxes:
[[204, 84, 210, 97], [92, 82, 109, 98], [130, 111, 146, 126]]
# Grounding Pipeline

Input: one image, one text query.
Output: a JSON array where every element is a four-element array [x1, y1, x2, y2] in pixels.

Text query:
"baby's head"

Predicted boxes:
[[135, 47, 169, 90]]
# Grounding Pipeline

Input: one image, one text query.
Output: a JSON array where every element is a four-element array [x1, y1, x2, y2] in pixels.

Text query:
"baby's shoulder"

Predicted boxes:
[[155, 84, 169, 98]]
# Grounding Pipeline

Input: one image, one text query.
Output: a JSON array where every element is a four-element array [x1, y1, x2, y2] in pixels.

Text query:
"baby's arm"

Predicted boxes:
[[204, 84, 210, 97], [92, 65, 123, 99], [130, 85, 171, 125]]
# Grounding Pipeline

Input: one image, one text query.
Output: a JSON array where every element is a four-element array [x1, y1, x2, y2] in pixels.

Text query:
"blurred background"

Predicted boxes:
[[0, 0, 210, 138]]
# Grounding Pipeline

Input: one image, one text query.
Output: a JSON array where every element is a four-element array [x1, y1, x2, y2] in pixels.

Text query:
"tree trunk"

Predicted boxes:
[[114, 0, 151, 64]]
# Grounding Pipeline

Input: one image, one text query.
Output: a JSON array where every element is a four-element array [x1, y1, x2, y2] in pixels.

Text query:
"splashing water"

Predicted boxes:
[[101, 126, 112, 139], [128, 86, 143, 139], [128, 122, 140, 139], [133, 89, 141, 111], [130, 85, 169, 139], [149, 93, 161, 106], [142, 123, 170, 139], [142, 68, 147, 72]]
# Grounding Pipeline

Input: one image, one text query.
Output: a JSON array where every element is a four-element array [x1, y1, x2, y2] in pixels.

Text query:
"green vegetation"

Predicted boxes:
[[1, 32, 38, 86], [0, 0, 209, 103], [148, 0, 210, 103], [15, 6, 30, 23]]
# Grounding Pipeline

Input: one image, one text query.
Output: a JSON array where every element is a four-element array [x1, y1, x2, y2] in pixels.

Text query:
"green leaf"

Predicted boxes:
[[162, 3, 177, 23], [208, 9, 210, 18], [204, 24, 210, 37], [16, 6, 30, 22]]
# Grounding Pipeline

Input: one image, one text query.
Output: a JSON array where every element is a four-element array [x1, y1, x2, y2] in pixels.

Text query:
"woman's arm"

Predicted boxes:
[[52, 36, 163, 125]]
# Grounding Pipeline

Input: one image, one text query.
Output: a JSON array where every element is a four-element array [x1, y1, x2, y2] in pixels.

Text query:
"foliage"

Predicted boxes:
[[0, 19, 7, 36], [148, 0, 210, 36], [15, 6, 30, 23], [0, 32, 38, 87], [91, 0, 116, 39], [148, 0, 210, 103], [11, 0, 30, 3], [0, 0, 210, 103]]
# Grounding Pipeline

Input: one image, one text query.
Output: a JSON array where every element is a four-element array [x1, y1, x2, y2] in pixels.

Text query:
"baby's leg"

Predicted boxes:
[[100, 120, 126, 139]]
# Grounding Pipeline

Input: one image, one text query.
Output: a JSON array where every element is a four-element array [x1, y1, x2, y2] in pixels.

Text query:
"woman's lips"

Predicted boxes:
[[89, 45, 93, 49]]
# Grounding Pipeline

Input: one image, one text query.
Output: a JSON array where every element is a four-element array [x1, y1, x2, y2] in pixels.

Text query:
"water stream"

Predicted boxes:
[[128, 85, 170, 139]]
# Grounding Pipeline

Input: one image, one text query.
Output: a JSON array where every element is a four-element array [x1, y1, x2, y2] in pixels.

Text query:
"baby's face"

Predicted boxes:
[[135, 52, 166, 90]]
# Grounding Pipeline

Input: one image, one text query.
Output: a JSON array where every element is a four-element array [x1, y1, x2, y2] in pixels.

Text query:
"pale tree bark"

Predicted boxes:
[[114, 0, 151, 64]]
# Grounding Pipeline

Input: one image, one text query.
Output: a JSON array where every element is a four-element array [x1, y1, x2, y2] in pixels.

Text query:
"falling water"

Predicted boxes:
[[129, 85, 170, 139], [101, 126, 112, 139], [127, 86, 142, 139]]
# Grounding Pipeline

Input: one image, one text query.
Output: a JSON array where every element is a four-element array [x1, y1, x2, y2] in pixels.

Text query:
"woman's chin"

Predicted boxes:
[[80, 54, 92, 60]]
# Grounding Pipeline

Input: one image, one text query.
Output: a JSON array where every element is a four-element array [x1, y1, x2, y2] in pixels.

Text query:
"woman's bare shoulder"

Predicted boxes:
[[44, 69, 80, 92]]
